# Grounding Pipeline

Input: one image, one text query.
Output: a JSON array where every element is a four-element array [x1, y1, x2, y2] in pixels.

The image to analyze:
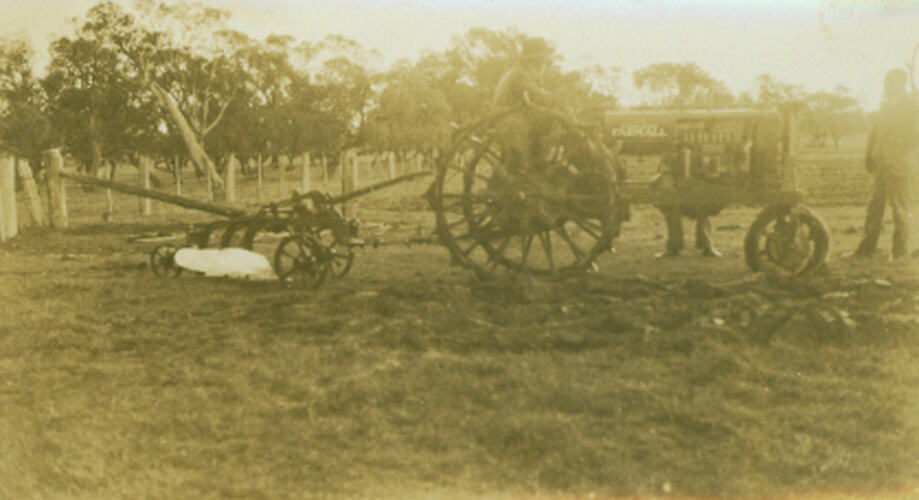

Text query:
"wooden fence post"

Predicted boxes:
[[278, 156, 286, 199], [139, 157, 152, 215], [174, 156, 182, 196], [322, 153, 328, 188], [388, 151, 396, 180], [225, 154, 237, 204], [256, 153, 264, 203], [0, 155, 17, 240], [44, 148, 69, 229], [340, 150, 353, 216], [352, 153, 360, 189], [300, 152, 311, 193], [416, 151, 424, 172], [16, 158, 45, 227], [105, 162, 115, 220]]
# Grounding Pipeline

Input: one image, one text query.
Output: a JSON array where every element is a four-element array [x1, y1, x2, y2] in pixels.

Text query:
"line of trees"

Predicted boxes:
[[0, 0, 868, 193]]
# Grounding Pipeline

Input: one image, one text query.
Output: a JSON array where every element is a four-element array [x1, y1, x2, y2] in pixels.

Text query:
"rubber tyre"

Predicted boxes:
[[744, 204, 830, 275]]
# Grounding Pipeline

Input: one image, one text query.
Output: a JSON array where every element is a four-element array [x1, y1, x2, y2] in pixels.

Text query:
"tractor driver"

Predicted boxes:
[[492, 37, 554, 173]]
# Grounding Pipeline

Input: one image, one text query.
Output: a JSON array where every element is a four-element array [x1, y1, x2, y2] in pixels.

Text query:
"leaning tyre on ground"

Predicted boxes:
[[744, 204, 830, 276]]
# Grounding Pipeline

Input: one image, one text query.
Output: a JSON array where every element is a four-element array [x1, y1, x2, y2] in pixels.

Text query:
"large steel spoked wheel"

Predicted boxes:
[[745, 204, 830, 276], [431, 109, 622, 279], [273, 235, 329, 289], [150, 244, 183, 277]]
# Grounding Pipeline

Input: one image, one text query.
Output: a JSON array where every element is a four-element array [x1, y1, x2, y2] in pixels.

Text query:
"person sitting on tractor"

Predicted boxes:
[[492, 37, 554, 174]]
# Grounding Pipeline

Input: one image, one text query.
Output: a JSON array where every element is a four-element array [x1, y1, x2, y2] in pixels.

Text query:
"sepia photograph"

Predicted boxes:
[[1, 0, 918, 498]]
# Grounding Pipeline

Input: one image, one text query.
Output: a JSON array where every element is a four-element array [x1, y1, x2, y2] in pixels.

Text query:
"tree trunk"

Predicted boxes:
[[149, 82, 224, 192]]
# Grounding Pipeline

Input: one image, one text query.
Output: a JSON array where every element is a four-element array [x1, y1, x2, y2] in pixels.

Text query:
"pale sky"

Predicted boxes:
[[2, 0, 918, 109]]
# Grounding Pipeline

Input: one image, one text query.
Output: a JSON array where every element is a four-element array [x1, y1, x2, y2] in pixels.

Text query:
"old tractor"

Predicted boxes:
[[430, 104, 830, 278]]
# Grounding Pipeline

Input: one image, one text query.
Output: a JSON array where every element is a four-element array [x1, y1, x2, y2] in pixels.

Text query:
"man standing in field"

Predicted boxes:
[[654, 151, 722, 259], [853, 69, 919, 261]]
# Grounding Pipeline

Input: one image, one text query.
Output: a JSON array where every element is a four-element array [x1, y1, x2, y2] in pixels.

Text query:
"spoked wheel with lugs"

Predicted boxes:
[[430, 108, 624, 279]]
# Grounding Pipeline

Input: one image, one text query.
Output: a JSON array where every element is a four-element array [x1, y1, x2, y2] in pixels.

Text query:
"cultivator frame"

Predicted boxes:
[[62, 169, 430, 288]]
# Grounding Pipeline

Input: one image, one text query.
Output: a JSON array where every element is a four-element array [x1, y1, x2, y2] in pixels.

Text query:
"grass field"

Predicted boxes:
[[2, 142, 919, 499]]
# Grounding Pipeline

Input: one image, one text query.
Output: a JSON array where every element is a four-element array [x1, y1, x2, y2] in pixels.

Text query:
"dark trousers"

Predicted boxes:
[[664, 209, 714, 252], [856, 173, 912, 258]]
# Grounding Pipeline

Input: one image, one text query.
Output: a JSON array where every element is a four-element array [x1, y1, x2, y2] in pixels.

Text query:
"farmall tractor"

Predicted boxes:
[[429, 104, 830, 278]]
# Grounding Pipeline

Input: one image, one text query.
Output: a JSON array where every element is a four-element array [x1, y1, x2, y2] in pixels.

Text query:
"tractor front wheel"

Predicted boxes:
[[745, 204, 830, 276]]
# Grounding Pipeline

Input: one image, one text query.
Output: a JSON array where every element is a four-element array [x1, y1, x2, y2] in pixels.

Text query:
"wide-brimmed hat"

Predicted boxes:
[[519, 37, 553, 61]]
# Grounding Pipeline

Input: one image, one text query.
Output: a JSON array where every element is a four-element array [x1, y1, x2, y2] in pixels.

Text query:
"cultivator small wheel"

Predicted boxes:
[[273, 235, 329, 289], [744, 204, 830, 276], [316, 228, 355, 279], [430, 108, 623, 279], [150, 244, 183, 278]]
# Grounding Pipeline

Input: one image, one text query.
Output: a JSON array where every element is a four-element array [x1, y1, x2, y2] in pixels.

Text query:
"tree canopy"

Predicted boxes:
[[0, 1, 873, 172]]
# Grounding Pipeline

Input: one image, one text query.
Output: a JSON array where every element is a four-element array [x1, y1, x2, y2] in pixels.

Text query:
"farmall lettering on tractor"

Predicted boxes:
[[429, 104, 830, 278]]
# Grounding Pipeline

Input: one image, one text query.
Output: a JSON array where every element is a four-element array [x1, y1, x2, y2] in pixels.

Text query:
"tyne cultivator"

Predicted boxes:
[[150, 190, 361, 289]]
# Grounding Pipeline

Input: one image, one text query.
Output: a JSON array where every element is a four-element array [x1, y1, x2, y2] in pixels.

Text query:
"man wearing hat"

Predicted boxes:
[[853, 68, 919, 260], [492, 37, 554, 173], [493, 37, 552, 108]]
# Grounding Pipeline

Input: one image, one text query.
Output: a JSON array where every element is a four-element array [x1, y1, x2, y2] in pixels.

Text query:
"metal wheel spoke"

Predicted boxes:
[[490, 236, 513, 262], [555, 225, 585, 258], [519, 234, 534, 271], [445, 217, 469, 231], [568, 215, 602, 240], [444, 163, 491, 183], [539, 231, 556, 273], [460, 241, 482, 257]]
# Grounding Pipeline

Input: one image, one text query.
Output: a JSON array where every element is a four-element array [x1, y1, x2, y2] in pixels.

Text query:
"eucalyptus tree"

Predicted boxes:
[[0, 37, 56, 172], [633, 62, 734, 108], [74, 0, 249, 191], [42, 32, 156, 174]]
